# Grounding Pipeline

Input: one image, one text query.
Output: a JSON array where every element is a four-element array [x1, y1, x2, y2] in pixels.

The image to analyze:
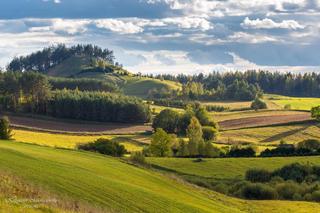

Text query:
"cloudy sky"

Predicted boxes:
[[0, 0, 319, 74]]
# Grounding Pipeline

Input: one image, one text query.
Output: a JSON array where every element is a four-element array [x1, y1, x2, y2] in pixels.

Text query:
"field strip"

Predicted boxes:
[[219, 113, 312, 130]]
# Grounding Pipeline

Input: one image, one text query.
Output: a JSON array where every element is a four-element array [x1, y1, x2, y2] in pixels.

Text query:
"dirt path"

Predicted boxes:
[[219, 113, 312, 130], [6, 115, 152, 134]]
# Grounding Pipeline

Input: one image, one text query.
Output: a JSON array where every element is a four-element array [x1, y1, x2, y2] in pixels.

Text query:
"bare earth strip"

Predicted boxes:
[[6, 115, 152, 135], [219, 113, 312, 130]]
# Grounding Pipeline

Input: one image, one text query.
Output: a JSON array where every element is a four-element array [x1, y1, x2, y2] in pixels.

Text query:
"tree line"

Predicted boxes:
[[0, 71, 151, 123], [150, 70, 320, 98], [7, 44, 116, 73]]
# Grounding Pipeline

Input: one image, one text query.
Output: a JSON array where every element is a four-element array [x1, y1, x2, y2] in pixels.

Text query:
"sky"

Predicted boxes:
[[0, 0, 319, 74]]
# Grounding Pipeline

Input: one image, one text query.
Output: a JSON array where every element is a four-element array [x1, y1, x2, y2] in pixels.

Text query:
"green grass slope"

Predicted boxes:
[[148, 157, 320, 180], [122, 76, 181, 98], [1, 141, 319, 212]]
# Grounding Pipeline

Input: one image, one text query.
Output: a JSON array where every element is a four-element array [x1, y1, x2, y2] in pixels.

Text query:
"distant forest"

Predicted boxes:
[[7, 44, 116, 73], [151, 70, 320, 98]]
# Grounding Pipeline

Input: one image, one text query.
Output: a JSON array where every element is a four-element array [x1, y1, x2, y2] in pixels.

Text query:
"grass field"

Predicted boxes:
[[12, 129, 147, 151], [265, 94, 320, 111], [220, 122, 320, 145], [123, 76, 181, 98], [1, 141, 320, 212], [148, 156, 320, 180]]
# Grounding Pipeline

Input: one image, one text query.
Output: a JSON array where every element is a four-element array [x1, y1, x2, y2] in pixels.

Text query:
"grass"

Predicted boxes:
[[265, 94, 320, 111], [1, 141, 320, 212], [220, 122, 320, 145], [123, 76, 181, 98], [148, 156, 320, 180], [212, 110, 307, 122], [12, 129, 146, 152]]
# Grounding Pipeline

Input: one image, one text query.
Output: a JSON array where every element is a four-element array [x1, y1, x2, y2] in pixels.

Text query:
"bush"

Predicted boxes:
[[276, 181, 301, 200], [241, 183, 278, 200], [273, 163, 312, 183], [297, 139, 320, 152], [245, 169, 272, 183], [251, 98, 267, 111], [78, 138, 126, 157], [311, 106, 320, 121], [202, 126, 218, 141], [311, 190, 320, 202], [228, 146, 256, 157], [152, 109, 180, 134], [0, 116, 12, 140], [130, 152, 146, 165]]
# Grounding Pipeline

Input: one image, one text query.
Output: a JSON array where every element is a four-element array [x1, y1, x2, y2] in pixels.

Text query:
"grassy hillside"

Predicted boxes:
[[122, 76, 181, 98], [148, 156, 320, 180], [265, 94, 320, 111], [220, 122, 320, 145], [12, 129, 147, 151], [1, 141, 320, 212]]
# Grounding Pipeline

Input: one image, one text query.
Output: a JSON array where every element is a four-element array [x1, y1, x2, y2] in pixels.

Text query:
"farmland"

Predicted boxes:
[[265, 94, 320, 111], [0, 141, 320, 213]]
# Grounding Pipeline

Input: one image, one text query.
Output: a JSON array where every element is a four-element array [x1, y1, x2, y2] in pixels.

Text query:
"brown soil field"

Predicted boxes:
[[219, 113, 312, 130], [6, 115, 152, 134]]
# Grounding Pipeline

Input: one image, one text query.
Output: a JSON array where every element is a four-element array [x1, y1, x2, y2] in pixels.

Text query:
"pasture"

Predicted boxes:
[[265, 94, 320, 111], [0, 141, 319, 212]]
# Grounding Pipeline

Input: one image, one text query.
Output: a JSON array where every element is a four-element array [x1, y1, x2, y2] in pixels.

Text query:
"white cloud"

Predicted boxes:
[[242, 17, 305, 30], [229, 32, 279, 43], [95, 19, 144, 34]]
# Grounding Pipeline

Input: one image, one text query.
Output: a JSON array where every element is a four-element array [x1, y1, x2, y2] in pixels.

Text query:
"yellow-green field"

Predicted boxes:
[[1, 140, 320, 213], [220, 122, 320, 145], [212, 110, 307, 122], [265, 94, 320, 111], [12, 129, 148, 152]]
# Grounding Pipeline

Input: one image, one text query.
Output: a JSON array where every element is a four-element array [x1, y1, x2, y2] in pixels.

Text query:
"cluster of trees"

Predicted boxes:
[[0, 71, 151, 123], [49, 77, 119, 93], [0, 116, 12, 140], [78, 138, 126, 157], [7, 44, 116, 73], [149, 80, 262, 101], [261, 139, 320, 157], [152, 70, 320, 97]]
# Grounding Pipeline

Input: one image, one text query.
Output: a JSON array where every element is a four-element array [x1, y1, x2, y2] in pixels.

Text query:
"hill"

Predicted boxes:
[[1, 141, 319, 212]]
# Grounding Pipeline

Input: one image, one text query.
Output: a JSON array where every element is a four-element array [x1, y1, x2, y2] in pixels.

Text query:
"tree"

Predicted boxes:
[[0, 116, 13, 140], [251, 98, 267, 111], [152, 109, 180, 134], [150, 128, 174, 157], [297, 139, 320, 152], [186, 117, 203, 157], [202, 126, 218, 141], [311, 106, 320, 121], [177, 139, 189, 157]]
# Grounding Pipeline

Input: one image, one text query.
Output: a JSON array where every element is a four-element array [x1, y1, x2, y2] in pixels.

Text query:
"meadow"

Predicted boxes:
[[265, 94, 320, 111], [1, 140, 320, 213], [148, 156, 320, 180], [12, 129, 148, 152]]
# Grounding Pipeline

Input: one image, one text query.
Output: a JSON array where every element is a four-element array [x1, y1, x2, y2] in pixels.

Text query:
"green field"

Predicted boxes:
[[12, 129, 148, 151], [1, 141, 320, 212], [265, 94, 320, 111], [220, 122, 320, 145], [148, 156, 320, 180]]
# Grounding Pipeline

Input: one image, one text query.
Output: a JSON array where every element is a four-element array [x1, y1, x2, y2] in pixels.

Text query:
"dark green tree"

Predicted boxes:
[[0, 116, 13, 140]]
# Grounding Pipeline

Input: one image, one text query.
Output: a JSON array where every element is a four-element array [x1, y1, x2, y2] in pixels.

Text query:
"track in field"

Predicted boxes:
[[219, 113, 312, 130]]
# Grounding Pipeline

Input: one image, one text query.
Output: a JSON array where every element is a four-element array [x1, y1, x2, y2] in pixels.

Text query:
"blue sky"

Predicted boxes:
[[0, 0, 319, 74]]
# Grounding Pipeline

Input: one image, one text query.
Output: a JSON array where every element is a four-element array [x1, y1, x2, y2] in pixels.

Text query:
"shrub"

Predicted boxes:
[[297, 139, 320, 152], [284, 104, 292, 110], [311, 191, 320, 202], [78, 138, 126, 157], [202, 126, 218, 141], [130, 152, 146, 165], [311, 106, 320, 121], [152, 109, 180, 134], [245, 169, 272, 183], [228, 146, 256, 157], [251, 98, 267, 111], [241, 183, 278, 200], [0, 116, 12, 140], [276, 181, 300, 200], [273, 163, 312, 183]]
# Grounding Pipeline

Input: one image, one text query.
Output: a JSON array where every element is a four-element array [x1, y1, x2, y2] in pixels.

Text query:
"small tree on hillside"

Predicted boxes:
[[311, 106, 320, 121], [0, 116, 12, 140], [187, 117, 203, 157], [152, 109, 180, 134], [251, 98, 267, 111], [150, 128, 174, 157]]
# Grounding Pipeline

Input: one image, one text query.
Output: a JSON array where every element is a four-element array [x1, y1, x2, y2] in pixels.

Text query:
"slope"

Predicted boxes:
[[0, 141, 319, 212]]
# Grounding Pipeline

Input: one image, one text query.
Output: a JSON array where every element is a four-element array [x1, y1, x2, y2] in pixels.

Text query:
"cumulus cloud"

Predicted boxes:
[[241, 17, 305, 30]]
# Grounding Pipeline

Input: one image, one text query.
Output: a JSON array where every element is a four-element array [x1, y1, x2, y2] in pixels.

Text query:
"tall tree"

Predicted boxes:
[[150, 128, 173, 157], [186, 117, 203, 157], [0, 116, 12, 140]]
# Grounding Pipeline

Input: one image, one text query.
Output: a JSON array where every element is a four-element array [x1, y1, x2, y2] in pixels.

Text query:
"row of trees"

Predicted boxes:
[[7, 44, 116, 73], [149, 79, 262, 101], [151, 70, 320, 98], [0, 71, 151, 123]]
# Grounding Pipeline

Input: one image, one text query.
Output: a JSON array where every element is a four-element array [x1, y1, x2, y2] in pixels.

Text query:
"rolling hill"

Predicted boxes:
[[1, 141, 319, 212]]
